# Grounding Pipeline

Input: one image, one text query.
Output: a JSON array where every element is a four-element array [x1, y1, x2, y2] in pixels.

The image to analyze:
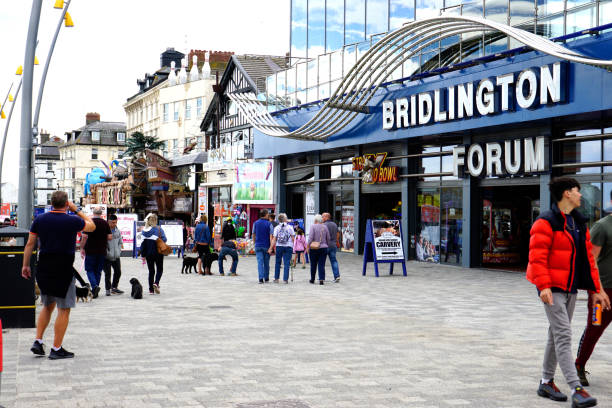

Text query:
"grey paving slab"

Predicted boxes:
[[0, 253, 611, 407]]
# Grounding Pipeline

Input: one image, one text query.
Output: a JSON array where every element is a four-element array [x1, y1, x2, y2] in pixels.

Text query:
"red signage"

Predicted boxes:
[[0, 203, 10, 217], [352, 153, 399, 184]]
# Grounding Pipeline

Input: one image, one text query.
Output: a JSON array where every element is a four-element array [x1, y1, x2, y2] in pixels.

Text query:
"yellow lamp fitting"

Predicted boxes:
[[54, 0, 64, 9], [34, 56, 40, 65], [64, 12, 74, 27], [9, 94, 14, 102], [16, 66, 23, 75], [1, 111, 6, 119]]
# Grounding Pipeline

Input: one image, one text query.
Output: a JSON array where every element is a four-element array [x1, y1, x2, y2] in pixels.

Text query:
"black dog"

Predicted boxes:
[[130, 278, 143, 299], [182, 256, 198, 274], [75, 286, 92, 302]]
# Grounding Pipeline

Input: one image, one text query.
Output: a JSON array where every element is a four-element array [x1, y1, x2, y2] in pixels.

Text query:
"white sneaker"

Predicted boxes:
[[334, 277, 340, 283]]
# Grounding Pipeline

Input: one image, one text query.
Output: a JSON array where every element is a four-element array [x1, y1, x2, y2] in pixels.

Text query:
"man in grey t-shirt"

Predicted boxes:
[[322, 212, 340, 282]]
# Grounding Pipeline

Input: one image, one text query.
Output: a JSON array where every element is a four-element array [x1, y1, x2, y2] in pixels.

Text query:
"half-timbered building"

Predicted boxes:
[[199, 54, 288, 240]]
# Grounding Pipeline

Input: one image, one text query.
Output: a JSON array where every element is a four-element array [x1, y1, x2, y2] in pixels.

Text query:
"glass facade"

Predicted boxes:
[[280, 1, 609, 113]]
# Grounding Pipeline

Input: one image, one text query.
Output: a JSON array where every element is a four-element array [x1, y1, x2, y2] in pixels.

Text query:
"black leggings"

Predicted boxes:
[[145, 254, 164, 291]]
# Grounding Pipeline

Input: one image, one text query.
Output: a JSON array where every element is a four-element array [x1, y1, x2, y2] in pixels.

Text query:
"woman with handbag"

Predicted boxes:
[[194, 214, 213, 275], [306, 214, 331, 285], [140, 213, 168, 294]]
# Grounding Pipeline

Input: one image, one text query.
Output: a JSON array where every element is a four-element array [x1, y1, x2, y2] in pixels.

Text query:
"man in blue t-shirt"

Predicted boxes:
[[252, 209, 273, 283], [22, 191, 95, 360]]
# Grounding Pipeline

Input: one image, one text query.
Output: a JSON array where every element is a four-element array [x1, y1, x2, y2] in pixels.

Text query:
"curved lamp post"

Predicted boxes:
[[17, 0, 72, 228]]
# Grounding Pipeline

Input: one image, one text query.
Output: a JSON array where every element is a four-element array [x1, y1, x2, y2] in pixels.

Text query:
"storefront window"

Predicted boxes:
[[417, 188, 440, 263], [603, 182, 612, 215], [440, 187, 463, 264], [581, 183, 602, 228], [604, 138, 612, 173], [566, 4, 596, 35], [328, 179, 355, 252]]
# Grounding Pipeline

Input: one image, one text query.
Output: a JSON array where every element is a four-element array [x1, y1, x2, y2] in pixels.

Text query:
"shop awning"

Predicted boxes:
[[170, 152, 208, 167]]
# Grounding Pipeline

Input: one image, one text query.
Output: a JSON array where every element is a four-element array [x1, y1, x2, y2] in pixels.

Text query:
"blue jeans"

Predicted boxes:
[[255, 247, 270, 281], [309, 248, 327, 282], [219, 246, 239, 275], [327, 246, 340, 279], [274, 246, 293, 281], [85, 254, 106, 288]]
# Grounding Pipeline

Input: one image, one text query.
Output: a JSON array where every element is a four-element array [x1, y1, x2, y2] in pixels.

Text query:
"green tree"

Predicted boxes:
[[123, 131, 164, 158]]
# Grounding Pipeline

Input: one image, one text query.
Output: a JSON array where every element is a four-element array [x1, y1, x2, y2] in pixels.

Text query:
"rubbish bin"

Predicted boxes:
[[0, 227, 35, 328]]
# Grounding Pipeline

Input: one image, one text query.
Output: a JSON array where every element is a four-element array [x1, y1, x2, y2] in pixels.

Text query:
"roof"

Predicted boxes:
[[170, 151, 208, 167], [35, 143, 60, 158], [63, 121, 126, 147], [200, 54, 289, 132]]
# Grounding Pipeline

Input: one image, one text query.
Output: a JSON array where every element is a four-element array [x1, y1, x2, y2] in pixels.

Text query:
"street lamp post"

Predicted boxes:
[[0, 79, 23, 206], [32, 0, 71, 140], [17, 0, 42, 229]]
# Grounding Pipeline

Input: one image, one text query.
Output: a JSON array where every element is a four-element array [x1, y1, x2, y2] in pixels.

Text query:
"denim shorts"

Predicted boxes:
[[41, 277, 76, 309]]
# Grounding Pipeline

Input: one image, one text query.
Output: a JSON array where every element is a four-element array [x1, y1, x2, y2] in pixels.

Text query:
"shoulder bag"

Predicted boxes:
[[309, 226, 321, 250], [156, 227, 172, 256]]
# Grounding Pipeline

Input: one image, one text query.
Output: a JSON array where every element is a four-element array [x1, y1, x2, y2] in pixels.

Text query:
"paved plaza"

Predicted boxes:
[[1, 253, 612, 408]]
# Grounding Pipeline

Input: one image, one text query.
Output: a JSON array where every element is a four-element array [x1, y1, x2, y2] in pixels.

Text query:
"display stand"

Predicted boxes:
[[362, 219, 407, 277]]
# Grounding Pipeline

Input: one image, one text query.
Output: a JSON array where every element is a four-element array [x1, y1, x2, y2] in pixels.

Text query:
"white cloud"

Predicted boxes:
[[0, 0, 289, 198]]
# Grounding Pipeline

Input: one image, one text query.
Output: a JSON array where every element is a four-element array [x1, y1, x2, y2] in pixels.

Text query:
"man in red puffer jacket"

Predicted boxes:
[[527, 177, 610, 408]]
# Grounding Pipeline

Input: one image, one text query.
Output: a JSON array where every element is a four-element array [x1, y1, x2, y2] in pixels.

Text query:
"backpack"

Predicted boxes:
[[276, 224, 291, 245]]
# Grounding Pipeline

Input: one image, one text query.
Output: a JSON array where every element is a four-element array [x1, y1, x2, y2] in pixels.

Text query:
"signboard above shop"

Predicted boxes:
[[352, 153, 398, 184]]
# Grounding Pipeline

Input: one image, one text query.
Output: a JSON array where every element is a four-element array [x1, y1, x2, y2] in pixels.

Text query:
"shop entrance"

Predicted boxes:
[[480, 185, 540, 270], [363, 192, 402, 221]]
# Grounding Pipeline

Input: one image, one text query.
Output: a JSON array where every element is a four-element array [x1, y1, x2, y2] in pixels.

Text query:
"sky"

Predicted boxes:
[[0, 0, 290, 197]]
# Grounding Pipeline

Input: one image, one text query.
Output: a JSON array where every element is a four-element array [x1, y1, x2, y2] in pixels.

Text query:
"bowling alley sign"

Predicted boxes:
[[352, 152, 399, 184]]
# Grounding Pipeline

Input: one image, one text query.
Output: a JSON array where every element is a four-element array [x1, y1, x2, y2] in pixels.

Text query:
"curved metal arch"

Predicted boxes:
[[230, 15, 612, 142]]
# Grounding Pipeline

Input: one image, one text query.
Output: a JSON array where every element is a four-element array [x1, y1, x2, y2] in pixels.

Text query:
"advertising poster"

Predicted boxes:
[[372, 219, 404, 260], [116, 213, 138, 252], [234, 160, 274, 204], [84, 204, 108, 220], [0, 203, 10, 218], [341, 206, 355, 252], [305, 191, 315, 241], [198, 185, 207, 216]]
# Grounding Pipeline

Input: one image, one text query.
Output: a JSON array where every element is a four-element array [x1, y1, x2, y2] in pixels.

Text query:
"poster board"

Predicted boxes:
[[341, 206, 355, 252], [233, 160, 274, 204], [362, 219, 406, 277], [116, 213, 138, 252], [160, 221, 183, 247], [198, 185, 207, 217], [304, 191, 315, 241]]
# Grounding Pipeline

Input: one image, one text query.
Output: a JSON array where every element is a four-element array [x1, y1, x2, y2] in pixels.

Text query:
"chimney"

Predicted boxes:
[[86, 112, 100, 125], [160, 47, 185, 69], [40, 130, 50, 144]]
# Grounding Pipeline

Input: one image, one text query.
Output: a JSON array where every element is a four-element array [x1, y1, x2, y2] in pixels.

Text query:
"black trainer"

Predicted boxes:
[[572, 386, 597, 408], [537, 379, 568, 402], [576, 363, 590, 386], [92, 286, 100, 299], [258, 279, 264, 284], [48, 347, 75, 360], [111, 288, 124, 295], [30, 340, 45, 356]]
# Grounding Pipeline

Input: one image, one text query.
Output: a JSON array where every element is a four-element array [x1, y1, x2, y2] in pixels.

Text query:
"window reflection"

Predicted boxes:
[[345, 0, 366, 45], [308, 0, 326, 59], [367, 0, 389, 37], [416, 0, 443, 20], [566, 5, 596, 35], [603, 182, 612, 216], [291, 0, 307, 59], [537, 0, 565, 16], [326, 0, 344, 53], [537, 14, 565, 37], [390, 0, 415, 30]]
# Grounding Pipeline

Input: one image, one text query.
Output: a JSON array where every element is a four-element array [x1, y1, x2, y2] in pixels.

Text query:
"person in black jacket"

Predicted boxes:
[[222, 217, 236, 241]]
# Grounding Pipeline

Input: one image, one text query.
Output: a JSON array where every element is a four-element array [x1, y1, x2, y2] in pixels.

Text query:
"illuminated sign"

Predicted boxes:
[[382, 62, 566, 130], [352, 152, 399, 184]]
